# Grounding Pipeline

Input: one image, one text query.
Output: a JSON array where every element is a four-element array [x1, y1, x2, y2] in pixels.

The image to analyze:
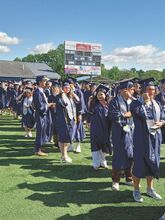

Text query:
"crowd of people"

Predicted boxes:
[[0, 74, 165, 210]]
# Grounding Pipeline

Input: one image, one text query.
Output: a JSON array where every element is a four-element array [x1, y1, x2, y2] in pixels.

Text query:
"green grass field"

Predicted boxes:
[[0, 115, 164, 220]]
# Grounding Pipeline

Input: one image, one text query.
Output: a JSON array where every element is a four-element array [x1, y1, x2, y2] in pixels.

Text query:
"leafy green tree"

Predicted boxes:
[[13, 57, 22, 62]]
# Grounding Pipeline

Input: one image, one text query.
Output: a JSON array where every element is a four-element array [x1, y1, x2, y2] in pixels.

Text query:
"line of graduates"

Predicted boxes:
[[87, 76, 165, 203], [1, 75, 165, 203]]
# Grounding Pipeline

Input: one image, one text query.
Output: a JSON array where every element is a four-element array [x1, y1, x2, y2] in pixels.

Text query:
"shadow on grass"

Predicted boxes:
[[0, 127, 23, 132], [18, 181, 133, 207], [56, 206, 165, 220]]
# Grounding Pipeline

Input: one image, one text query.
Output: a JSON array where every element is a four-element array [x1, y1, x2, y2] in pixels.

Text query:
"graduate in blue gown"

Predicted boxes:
[[66, 77, 86, 153], [33, 75, 55, 156], [130, 79, 164, 202], [54, 82, 80, 163], [83, 83, 96, 128], [0, 82, 7, 114], [48, 81, 60, 147], [88, 84, 112, 170], [109, 80, 135, 191], [74, 83, 86, 152], [155, 78, 165, 144], [12, 83, 20, 119], [22, 87, 35, 137], [6, 82, 14, 114], [44, 81, 52, 98]]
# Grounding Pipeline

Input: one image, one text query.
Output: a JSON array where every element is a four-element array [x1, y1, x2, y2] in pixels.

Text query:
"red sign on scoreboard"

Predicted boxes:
[[76, 43, 91, 51]]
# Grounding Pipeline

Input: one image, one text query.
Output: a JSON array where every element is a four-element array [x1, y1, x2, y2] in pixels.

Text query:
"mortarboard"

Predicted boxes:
[[36, 75, 49, 83], [159, 78, 165, 84], [95, 84, 110, 94], [66, 76, 77, 84], [25, 86, 33, 92], [142, 78, 155, 87], [132, 77, 140, 83], [52, 81, 59, 87], [62, 81, 70, 87], [119, 80, 134, 90], [82, 80, 90, 84], [25, 80, 32, 84], [89, 82, 97, 87]]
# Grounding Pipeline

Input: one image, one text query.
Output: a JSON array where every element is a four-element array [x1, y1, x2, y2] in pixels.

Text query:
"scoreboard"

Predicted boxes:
[[64, 41, 102, 75]]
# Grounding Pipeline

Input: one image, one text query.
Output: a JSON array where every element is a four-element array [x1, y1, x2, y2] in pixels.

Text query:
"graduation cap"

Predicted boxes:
[[25, 86, 33, 92], [119, 80, 134, 90], [52, 81, 60, 87], [25, 80, 32, 84], [141, 77, 155, 87], [131, 77, 140, 83], [66, 76, 77, 84], [82, 80, 90, 84], [36, 75, 49, 83], [95, 84, 110, 94], [89, 82, 97, 87], [62, 81, 70, 87], [159, 78, 165, 84], [14, 82, 20, 86]]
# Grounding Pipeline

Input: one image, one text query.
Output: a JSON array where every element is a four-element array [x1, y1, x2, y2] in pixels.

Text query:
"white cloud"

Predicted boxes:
[[0, 32, 20, 45], [30, 42, 56, 54], [113, 45, 157, 57], [0, 45, 10, 53], [102, 44, 165, 70]]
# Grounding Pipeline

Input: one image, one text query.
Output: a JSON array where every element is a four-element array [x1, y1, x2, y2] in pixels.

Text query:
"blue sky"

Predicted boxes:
[[0, 0, 165, 70]]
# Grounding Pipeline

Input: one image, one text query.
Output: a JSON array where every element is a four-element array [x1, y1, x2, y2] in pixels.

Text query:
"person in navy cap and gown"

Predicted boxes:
[[22, 87, 35, 137], [33, 75, 55, 156], [66, 77, 86, 153], [109, 80, 135, 191], [0, 82, 7, 114], [54, 81, 80, 163], [48, 81, 60, 147], [88, 84, 112, 170], [130, 78, 164, 202], [74, 82, 86, 153], [155, 78, 165, 144]]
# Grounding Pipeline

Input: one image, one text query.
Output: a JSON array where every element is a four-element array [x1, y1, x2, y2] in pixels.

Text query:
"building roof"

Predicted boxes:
[[0, 61, 61, 79]]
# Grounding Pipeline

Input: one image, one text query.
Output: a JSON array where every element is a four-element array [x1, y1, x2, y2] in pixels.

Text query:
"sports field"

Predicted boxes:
[[0, 115, 164, 220]]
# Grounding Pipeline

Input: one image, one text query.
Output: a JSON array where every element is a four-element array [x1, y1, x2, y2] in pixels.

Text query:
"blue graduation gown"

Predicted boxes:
[[48, 94, 58, 135], [6, 88, 13, 108], [89, 101, 112, 154], [155, 92, 165, 143], [55, 94, 76, 143], [33, 88, 48, 150], [109, 97, 133, 170], [75, 88, 86, 142], [22, 99, 35, 129], [12, 89, 19, 112], [0, 87, 6, 109], [84, 90, 93, 123], [44, 88, 51, 98], [130, 99, 163, 178]]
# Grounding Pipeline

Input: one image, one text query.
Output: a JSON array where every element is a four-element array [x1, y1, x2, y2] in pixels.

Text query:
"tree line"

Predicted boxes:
[[14, 43, 165, 82]]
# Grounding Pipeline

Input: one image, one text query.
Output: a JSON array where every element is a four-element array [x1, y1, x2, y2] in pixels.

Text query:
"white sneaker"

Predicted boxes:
[[93, 166, 99, 170], [112, 182, 119, 191], [147, 188, 162, 200], [61, 156, 72, 163], [74, 144, 81, 153], [100, 163, 109, 169], [28, 132, 32, 137], [125, 181, 134, 186], [133, 190, 143, 203], [67, 145, 74, 152], [24, 134, 28, 138]]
